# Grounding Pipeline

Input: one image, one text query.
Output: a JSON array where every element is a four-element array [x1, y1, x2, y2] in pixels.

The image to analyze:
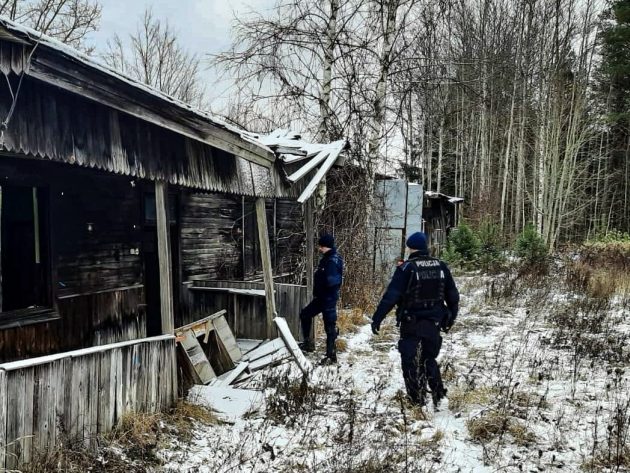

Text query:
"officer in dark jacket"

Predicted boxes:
[[371, 232, 459, 407], [299, 234, 344, 364]]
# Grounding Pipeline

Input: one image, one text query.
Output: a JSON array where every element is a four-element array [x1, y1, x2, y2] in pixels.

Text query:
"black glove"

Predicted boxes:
[[371, 321, 380, 335], [441, 311, 455, 333]]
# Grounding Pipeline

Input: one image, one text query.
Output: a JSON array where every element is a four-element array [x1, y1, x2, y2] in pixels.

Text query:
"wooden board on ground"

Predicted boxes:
[[236, 339, 265, 356], [248, 347, 292, 371], [211, 362, 249, 388], [274, 317, 311, 375], [241, 338, 285, 362]]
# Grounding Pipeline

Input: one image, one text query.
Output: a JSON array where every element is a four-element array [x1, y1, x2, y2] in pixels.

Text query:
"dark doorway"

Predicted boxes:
[[142, 191, 180, 337], [1, 185, 50, 312]]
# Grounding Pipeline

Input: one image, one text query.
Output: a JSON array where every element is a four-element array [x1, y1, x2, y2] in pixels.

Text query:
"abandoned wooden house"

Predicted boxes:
[[0, 17, 346, 468]]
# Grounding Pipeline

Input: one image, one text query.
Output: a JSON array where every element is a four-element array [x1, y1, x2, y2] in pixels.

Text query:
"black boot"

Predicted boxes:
[[432, 388, 448, 409], [298, 339, 315, 353], [320, 353, 337, 365]]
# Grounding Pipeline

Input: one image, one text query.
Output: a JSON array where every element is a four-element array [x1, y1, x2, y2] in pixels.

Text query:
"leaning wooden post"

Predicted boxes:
[[155, 180, 174, 334], [255, 197, 277, 339], [304, 198, 315, 341]]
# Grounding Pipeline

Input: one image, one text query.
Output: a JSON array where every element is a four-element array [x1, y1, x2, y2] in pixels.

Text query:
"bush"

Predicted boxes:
[[443, 223, 481, 268], [515, 224, 548, 266], [476, 219, 507, 271]]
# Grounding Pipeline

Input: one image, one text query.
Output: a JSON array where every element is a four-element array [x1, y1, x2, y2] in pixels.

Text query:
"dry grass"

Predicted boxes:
[[337, 308, 368, 334], [583, 446, 630, 471], [21, 441, 145, 473], [467, 410, 536, 446], [336, 337, 349, 352], [448, 386, 496, 412]]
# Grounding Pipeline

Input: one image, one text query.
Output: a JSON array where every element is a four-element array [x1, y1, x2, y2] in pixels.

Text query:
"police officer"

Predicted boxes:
[[299, 234, 344, 364], [371, 232, 459, 407]]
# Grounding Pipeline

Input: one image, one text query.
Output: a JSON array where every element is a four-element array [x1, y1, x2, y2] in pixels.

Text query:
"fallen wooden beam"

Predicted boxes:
[[274, 317, 311, 376]]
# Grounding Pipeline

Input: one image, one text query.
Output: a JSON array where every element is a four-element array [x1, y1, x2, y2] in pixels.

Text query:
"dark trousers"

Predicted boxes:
[[398, 318, 444, 405], [300, 297, 338, 357]]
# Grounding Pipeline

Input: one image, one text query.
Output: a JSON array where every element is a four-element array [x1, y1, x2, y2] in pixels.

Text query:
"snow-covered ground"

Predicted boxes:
[[158, 273, 630, 473]]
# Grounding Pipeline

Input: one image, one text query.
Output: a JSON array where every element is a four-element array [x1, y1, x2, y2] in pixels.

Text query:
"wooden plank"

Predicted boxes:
[[0, 184, 2, 313], [188, 287, 266, 297], [236, 339, 265, 356], [97, 351, 113, 434], [248, 348, 292, 371], [156, 180, 175, 335], [179, 330, 215, 384], [256, 198, 277, 339], [5, 370, 23, 470], [275, 317, 312, 376], [304, 199, 314, 340], [175, 310, 227, 333], [297, 148, 343, 203], [211, 362, 249, 388], [0, 370, 6, 470], [211, 316, 242, 363], [112, 348, 124, 422], [241, 338, 285, 362], [21, 368, 34, 464], [287, 150, 330, 182], [86, 354, 100, 445], [53, 358, 69, 448], [0, 335, 175, 371]]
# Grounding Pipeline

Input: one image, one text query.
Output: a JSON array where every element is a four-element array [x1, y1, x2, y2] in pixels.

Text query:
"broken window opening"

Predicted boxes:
[[1, 185, 51, 312]]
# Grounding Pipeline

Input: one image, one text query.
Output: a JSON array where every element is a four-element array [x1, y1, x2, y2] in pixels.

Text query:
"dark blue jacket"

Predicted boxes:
[[372, 250, 459, 326], [313, 248, 344, 300]]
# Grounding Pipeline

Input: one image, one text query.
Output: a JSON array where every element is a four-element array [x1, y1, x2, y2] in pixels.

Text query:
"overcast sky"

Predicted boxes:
[[87, 0, 276, 106]]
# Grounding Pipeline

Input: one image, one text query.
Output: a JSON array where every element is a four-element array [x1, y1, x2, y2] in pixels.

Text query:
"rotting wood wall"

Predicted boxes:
[[0, 335, 176, 470], [0, 157, 146, 362]]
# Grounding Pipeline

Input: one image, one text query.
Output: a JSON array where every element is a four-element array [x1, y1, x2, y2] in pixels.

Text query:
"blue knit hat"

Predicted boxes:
[[406, 232, 428, 251], [318, 233, 335, 248]]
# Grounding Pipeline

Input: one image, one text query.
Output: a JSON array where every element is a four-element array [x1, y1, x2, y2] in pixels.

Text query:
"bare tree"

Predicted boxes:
[[0, 0, 101, 50], [103, 9, 205, 106]]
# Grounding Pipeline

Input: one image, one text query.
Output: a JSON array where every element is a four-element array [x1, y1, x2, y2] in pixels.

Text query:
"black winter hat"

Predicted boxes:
[[318, 233, 335, 248], [406, 232, 428, 251]]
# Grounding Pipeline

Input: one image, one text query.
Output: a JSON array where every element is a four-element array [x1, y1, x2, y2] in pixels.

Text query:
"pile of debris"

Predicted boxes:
[[175, 311, 310, 422]]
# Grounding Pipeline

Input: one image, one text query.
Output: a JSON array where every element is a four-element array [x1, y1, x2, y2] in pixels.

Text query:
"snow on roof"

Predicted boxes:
[[0, 18, 349, 201], [425, 191, 464, 204], [243, 129, 348, 203]]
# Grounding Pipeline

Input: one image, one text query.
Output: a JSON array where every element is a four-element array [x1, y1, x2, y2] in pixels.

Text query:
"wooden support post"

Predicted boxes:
[[255, 198, 276, 339], [0, 185, 2, 312], [155, 181, 174, 334], [304, 199, 314, 341]]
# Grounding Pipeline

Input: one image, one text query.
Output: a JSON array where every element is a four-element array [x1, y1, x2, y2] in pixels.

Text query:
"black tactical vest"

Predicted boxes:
[[402, 256, 445, 310]]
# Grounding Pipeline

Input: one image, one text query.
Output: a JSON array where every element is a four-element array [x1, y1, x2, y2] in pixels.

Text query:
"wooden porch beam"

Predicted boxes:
[[255, 198, 276, 339], [155, 181, 174, 334]]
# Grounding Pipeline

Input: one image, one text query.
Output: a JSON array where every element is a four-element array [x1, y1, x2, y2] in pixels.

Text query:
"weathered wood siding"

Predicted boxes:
[[275, 199, 306, 283], [55, 172, 143, 294], [0, 336, 176, 470], [181, 281, 308, 339], [0, 157, 147, 362], [180, 191, 242, 282]]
